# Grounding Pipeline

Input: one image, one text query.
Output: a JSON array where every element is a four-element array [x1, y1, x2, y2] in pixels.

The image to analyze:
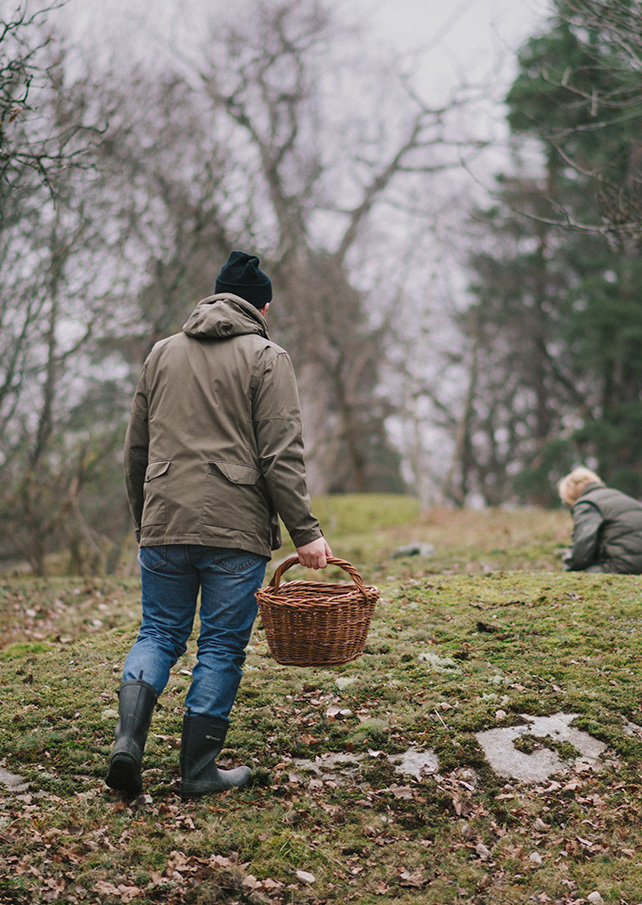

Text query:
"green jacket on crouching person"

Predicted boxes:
[[564, 482, 642, 573]]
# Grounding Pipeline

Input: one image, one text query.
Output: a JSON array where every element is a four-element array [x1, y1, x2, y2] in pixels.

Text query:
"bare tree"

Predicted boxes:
[[0, 0, 497, 570], [191, 0, 482, 492], [0, 38, 125, 574], [0, 2, 104, 195]]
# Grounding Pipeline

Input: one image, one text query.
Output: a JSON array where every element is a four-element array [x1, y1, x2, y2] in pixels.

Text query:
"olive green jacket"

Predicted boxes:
[[565, 482, 642, 573], [124, 293, 322, 558]]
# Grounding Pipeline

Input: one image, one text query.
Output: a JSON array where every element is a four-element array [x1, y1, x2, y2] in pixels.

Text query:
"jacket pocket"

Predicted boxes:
[[202, 461, 267, 532], [141, 460, 171, 528], [213, 462, 260, 485]]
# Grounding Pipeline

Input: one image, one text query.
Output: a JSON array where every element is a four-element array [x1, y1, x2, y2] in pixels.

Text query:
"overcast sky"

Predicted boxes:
[[51, 0, 552, 253], [58, 0, 550, 98], [55, 0, 550, 170], [347, 0, 550, 98]]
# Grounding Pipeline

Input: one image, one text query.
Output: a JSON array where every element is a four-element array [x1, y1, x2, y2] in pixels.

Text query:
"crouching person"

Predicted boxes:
[[106, 251, 331, 799], [558, 466, 642, 574]]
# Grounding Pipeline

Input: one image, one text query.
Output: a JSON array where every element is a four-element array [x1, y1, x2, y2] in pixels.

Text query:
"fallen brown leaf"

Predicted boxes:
[[398, 868, 425, 888]]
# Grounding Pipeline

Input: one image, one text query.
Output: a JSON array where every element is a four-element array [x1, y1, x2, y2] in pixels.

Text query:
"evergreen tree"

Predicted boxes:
[[461, 5, 642, 502]]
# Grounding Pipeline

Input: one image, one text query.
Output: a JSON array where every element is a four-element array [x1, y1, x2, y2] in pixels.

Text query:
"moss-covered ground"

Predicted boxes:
[[0, 496, 641, 904]]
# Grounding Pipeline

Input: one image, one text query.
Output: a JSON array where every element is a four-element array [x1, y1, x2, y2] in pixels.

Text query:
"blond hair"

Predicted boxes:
[[558, 467, 604, 507]]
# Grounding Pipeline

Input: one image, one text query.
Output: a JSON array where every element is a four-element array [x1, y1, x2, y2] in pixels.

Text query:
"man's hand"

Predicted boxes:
[[296, 537, 332, 569]]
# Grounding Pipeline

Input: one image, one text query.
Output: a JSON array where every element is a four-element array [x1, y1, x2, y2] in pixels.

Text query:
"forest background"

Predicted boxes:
[[2, 0, 642, 577]]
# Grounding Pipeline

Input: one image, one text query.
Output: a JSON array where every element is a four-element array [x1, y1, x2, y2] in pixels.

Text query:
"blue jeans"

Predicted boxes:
[[122, 545, 267, 721]]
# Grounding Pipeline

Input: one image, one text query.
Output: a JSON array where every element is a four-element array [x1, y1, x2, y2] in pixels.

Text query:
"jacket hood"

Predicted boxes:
[[577, 481, 605, 502], [182, 293, 269, 340]]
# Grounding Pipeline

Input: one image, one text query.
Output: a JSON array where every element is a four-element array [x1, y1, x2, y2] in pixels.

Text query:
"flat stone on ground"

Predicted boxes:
[[0, 767, 30, 792], [475, 712, 608, 783], [291, 747, 440, 784], [389, 747, 439, 779]]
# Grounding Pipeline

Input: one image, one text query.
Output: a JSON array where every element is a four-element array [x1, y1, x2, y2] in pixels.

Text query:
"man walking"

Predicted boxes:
[[106, 250, 331, 799]]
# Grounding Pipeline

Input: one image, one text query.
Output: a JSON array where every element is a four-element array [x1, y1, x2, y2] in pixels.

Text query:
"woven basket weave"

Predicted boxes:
[[256, 556, 379, 667]]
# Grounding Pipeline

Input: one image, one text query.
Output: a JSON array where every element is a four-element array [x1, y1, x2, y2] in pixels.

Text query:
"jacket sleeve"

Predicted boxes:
[[123, 363, 150, 541], [564, 501, 603, 571], [252, 348, 322, 548]]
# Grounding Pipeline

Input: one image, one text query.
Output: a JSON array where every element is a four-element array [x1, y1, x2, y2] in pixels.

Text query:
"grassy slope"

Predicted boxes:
[[0, 496, 641, 905]]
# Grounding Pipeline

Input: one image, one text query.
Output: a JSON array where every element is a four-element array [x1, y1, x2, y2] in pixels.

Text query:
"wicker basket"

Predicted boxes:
[[256, 556, 379, 667]]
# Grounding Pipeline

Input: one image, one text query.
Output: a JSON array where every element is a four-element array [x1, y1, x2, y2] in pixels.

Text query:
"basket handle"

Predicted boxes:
[[269, 556, 367, 595]]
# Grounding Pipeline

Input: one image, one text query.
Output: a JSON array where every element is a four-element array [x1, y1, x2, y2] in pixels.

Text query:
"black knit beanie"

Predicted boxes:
[[215, 250, 272, 308]]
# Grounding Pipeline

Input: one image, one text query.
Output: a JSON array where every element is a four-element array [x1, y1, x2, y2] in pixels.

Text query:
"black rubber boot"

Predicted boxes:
[[180, 713, 251, 799], [105, 679, 157, 798]]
